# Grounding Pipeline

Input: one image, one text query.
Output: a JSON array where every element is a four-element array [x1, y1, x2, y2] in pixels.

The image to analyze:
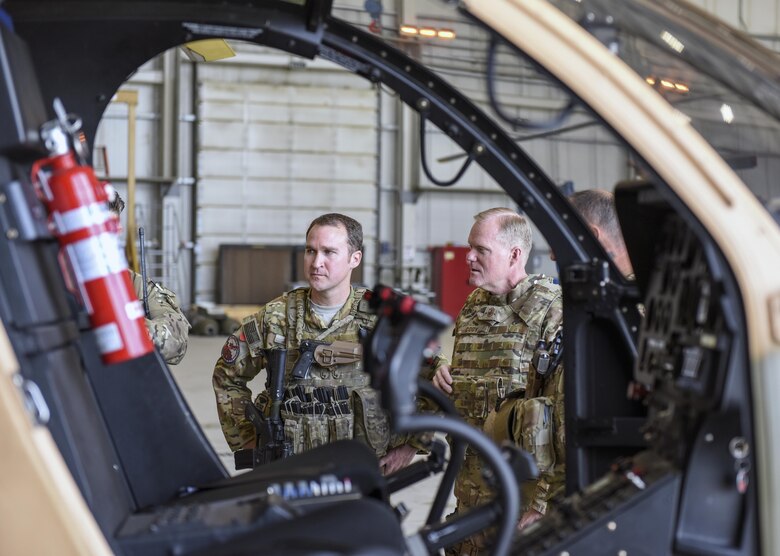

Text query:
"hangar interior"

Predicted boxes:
[[3, 0, 780, 553], [97, 0, 780, 312]]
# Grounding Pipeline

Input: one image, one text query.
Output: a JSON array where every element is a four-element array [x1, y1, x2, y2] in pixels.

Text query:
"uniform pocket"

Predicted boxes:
[[303, 414, 330, 451], [280, 410, 305, 455], [452, 375, 507, 427], [328, 414, 354, 442], [513, 396, 555, 473], [252, 391, 272, 417], [351, 386, 390, 456]]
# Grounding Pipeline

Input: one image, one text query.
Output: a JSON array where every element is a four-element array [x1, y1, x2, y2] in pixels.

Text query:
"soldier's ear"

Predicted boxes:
[[509, 246, 522, 266], [350, 249, 362, 268]]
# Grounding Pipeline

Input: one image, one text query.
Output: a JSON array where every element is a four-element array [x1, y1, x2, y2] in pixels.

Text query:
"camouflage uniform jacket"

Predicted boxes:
[[130, 270, 190, 365], [446, 274, 563, 517], [213, 286, 385, 453]]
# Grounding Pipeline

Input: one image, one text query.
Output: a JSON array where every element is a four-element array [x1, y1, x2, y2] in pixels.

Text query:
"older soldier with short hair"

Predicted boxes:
[[108, 193, 190, 364], [212, 213, 425, 473], [567, 189, 634, 278], [433, 207, 564, 553]]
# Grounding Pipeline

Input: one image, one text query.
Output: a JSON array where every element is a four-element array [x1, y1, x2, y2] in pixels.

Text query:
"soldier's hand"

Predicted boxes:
[[432, 364, 453, 394], [518, 509, 543, 529], [379, 444, 417, 475]]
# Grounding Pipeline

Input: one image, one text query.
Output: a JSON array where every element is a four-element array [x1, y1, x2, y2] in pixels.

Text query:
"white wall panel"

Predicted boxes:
[[195, 47, 378, 303]]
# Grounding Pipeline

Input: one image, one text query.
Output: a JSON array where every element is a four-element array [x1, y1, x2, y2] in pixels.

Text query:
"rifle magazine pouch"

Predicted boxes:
[[303, 414, 329, 451], [328, 413, 354, 442], [280, 410, 305, 455], [513, 396, 555, 473], [352, 386, 390, 457]]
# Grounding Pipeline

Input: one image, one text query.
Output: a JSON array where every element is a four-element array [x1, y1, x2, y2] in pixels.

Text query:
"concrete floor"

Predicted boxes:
[[169, 335, 456, 536]]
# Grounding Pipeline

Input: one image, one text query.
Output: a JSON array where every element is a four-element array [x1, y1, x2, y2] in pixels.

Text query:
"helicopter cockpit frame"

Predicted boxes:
[[1, 0, 778, 554]]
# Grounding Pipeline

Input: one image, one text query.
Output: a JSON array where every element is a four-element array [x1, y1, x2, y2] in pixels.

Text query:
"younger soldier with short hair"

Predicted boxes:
[[212, 213, 422, 474], [432, 208, 565, 553], [108, 192, 190, 364]]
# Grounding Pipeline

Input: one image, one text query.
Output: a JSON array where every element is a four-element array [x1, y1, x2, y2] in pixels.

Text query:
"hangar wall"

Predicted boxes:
[[93, 0, 780, 307], [194, 48, 379, 302]]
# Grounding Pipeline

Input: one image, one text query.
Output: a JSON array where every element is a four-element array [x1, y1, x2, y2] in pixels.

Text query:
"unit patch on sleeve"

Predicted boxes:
[[221, 334, 241, 364]]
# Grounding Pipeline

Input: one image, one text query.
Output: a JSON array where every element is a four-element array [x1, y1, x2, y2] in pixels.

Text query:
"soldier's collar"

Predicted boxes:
[[504, 274, 539, 305], [305, 287, 356, 320]]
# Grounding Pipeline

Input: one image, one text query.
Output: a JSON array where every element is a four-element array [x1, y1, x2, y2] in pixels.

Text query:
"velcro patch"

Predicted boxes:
[[244, 318, 262, 348]]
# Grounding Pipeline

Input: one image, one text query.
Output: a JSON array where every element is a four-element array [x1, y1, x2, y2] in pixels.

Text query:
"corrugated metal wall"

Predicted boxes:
[[194, 46, 378, 303]]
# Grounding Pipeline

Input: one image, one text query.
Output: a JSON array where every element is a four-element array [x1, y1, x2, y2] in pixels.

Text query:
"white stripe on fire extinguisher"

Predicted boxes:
[[52, 203, 112, 235], [126, 300, 145, 320], [94, 322, 124, 354], [68, 233, 128, 282]]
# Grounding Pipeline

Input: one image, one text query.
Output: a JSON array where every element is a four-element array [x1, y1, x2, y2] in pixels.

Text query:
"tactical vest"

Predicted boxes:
[[282, 287, 375, 386], [449, 275, 560, 428], [251, 287, 389, 457]]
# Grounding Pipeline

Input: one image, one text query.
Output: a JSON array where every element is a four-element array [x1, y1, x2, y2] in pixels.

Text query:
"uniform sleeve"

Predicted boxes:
[[212, 319, 266, 452], [145, 282, 190, 365], [540, 291, 563, 344], [529, 292, 565, 514], [528, 363, 565, 514]]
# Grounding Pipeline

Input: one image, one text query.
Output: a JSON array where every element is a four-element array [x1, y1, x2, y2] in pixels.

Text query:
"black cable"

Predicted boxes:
[[417, 380, 467, 525], [419, 112, 480, 187], [487, 36, 576, 131]]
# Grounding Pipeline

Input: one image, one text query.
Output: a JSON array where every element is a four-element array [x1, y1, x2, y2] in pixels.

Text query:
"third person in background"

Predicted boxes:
[[567, 189, 634, 278], [108, 192, 190, 365], [432, 207, 564, 554]]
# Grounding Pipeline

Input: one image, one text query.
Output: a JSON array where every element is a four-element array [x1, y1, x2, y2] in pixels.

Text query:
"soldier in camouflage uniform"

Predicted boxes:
[[109, 193, 190, 365], [212, 213, 422, 473], [128, 269, 190, 364], [432, 208, 564, 554]]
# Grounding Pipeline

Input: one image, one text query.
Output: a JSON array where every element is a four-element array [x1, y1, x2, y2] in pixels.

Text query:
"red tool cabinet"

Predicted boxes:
[[430, 245, 476, 320]]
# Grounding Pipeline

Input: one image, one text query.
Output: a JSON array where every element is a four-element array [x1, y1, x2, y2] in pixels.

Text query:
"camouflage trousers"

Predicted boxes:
[[447, 393, 556, 555], [446, 451, 539, 555], [446, 450, 496, 556]]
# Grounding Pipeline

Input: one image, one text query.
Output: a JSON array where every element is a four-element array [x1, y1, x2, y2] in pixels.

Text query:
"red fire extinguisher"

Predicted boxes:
[[31, 99, 153, 364]]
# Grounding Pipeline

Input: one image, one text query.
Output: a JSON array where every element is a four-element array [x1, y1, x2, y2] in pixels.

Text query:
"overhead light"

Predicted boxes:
[[399, 24, 456, 40], [660, 30, 685, 53], [720, 103, 735, 124], [645, 75, 690, 94], [181, 39, 236, 62]]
